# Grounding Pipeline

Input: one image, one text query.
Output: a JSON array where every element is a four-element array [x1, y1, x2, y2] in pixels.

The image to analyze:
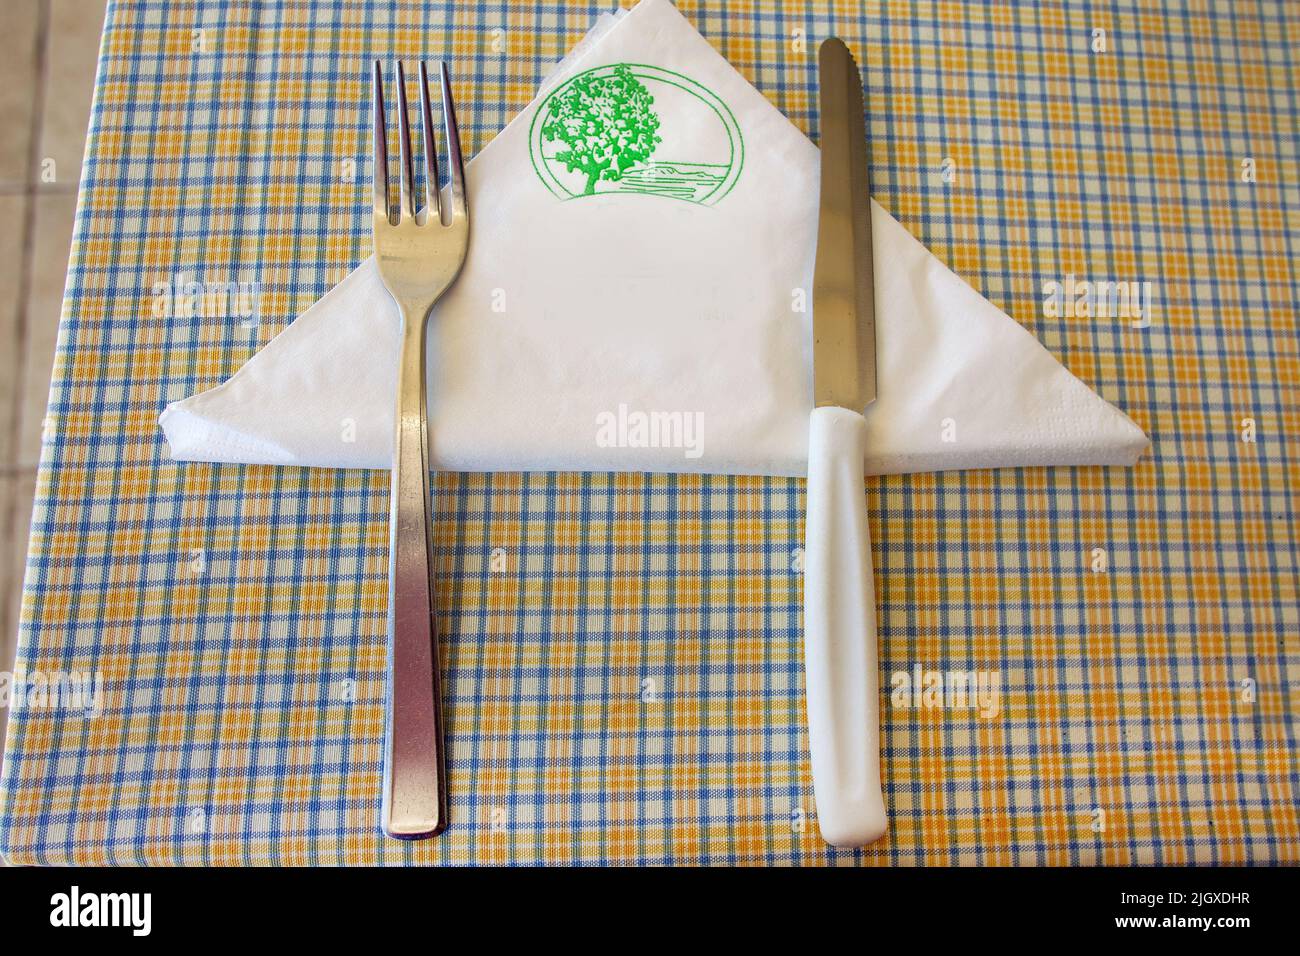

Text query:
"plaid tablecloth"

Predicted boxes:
[[1, 0, 1296, 866]]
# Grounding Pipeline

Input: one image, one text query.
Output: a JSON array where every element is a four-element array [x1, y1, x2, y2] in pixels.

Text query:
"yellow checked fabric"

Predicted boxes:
[[0, 0, 1295, 865]]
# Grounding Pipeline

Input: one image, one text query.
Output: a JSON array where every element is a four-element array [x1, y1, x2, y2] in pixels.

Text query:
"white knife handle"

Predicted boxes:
[[804, 405, 887, 847]]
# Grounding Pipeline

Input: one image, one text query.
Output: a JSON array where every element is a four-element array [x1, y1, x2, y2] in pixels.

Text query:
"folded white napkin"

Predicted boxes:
[[160, 0, 1147, 477]]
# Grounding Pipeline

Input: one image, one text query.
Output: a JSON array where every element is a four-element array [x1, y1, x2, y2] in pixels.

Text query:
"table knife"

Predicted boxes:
[[804, 36, 887, 847]]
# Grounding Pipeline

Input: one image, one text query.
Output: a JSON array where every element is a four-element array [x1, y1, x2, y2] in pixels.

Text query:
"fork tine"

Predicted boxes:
[[418, 62, 440, 224], [439, 62, 467, 219], [395, 61, 416, 220], [372, 59, 390, 224]]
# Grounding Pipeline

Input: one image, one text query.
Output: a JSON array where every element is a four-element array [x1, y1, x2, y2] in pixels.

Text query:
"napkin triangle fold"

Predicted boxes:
[[160, 0, 1147, 477]]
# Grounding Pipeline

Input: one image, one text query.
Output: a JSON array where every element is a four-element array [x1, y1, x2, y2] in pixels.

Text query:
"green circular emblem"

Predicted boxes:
[[529, 62, 744, 206]]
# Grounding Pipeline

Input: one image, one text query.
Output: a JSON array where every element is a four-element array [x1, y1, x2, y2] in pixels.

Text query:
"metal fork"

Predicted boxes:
[[371, 59, 468, 839]]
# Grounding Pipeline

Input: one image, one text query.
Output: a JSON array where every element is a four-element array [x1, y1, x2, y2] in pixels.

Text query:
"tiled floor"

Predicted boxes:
[[0, 0, 109, 784]]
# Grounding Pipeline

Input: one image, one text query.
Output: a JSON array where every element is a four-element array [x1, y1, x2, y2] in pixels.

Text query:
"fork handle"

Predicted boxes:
[[382, 308, 447, 838]]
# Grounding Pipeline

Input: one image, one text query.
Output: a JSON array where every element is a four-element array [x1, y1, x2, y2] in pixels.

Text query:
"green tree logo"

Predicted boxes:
[[529, 64, 744, 205], [539, 65, 663, 195]]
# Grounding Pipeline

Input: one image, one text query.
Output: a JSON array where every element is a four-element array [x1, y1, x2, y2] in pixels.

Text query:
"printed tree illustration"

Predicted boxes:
[[540, 65, 662, 195]]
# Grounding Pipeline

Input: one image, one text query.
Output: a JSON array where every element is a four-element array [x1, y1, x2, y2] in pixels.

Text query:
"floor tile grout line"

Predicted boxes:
[[0, 183, 79, 196]]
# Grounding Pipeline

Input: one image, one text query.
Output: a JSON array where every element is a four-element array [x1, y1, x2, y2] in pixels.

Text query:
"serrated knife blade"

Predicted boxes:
[[813, 37, 876, 411]]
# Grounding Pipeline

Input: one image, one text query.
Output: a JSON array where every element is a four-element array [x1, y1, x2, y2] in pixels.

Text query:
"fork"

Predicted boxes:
[[371, 59, 469, 838]]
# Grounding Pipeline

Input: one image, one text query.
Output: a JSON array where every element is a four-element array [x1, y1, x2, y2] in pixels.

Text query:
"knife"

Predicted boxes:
[[804, 36, 886, 847]]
